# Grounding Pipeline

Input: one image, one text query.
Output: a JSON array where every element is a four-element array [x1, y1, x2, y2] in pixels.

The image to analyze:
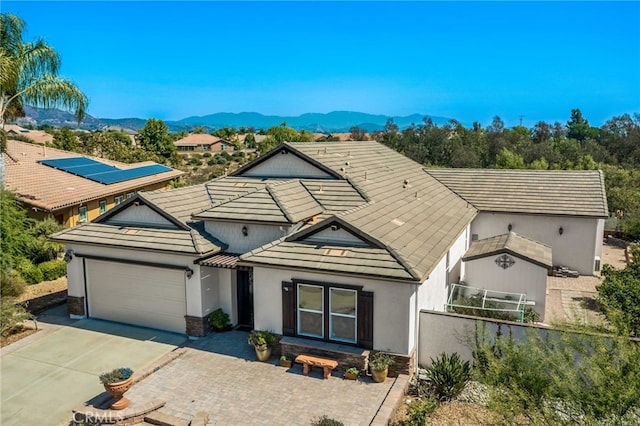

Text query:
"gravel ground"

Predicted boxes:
[[15, 276, 67, 304]]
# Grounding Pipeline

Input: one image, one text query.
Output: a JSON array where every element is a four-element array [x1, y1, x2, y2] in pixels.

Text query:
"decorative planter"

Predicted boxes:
[[280, 359, 292, 368], [344, 371, 358, 381], [254, 346, 272, 362], [371, 367, 388, 383], [103, 376, 133, 410], [213, 324, 232, 332]]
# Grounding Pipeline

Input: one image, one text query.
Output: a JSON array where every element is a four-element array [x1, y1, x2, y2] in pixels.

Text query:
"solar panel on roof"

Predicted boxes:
[[38, 157, 173, 185]]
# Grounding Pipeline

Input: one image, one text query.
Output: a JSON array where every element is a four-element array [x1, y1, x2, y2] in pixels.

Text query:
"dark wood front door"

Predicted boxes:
[[236, 269, 254, 331]]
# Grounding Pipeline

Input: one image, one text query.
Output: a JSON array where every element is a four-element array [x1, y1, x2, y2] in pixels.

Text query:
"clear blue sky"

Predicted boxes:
[[4, 1, 640, 127]]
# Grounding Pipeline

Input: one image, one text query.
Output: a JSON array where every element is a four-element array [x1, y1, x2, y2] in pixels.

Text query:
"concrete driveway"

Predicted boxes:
[[0, 305, 187, 426]]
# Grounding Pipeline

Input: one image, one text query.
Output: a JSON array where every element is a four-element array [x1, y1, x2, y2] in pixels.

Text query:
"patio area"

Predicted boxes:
[[122, 331, 397, 425]]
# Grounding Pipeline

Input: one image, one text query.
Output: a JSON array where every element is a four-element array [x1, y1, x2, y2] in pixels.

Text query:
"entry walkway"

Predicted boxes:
[[126, 331, 395, 425]]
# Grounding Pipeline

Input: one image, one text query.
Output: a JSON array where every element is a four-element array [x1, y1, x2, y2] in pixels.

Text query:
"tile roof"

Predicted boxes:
[[241, 240, 415, 280], [5, 124, 53, 144], [50, 222, 223, 255], [241, 141, 478, 281], [4, 140, 184, 211], [194, 180, 323, 224], [174, 133, 228, 147], [462, 232, 552, 268], [424, 168, 608, 218]]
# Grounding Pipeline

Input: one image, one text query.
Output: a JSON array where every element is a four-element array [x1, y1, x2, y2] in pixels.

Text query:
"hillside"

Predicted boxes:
[[16, 107, 452, 133]]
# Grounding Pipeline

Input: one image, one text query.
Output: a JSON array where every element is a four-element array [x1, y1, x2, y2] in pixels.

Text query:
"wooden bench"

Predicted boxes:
[[295, 354, 338, 379]]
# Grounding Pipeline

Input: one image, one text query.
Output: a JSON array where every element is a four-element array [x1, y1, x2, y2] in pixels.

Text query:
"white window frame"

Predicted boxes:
[[114, 195, 124, 205], [297, 284, 324, 339], [329, 287, 357, 344], [79, 206, 88, 222], [126, 192, 134, 199], [99, 200, 107, 214]]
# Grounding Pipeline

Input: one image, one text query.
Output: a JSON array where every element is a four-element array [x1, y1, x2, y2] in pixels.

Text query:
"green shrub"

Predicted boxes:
[[0, 298, 32, 337], [1, 270, 26, 297], [310, 415, 344, 426], [37, 259, 67, 281], [15, 258, 44, 284], [207, 158, 217, 166], [424, 352, 471, 401], [403, 398, 438, 425], [202, 152, 212, 158]]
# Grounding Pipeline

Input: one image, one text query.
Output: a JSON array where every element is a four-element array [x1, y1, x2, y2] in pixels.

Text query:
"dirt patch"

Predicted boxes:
[[391, 398, 502, 425], [16, 276, 67, 303], [0, 327, 39, 347]]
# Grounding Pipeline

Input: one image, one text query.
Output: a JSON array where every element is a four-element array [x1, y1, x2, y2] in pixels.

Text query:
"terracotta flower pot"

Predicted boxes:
[[344, 371, 358, 381], [280, 359, 292, 368], [254, 346, 272, 362], [371, 367, 388, 383], [103, 376, 133, 410]]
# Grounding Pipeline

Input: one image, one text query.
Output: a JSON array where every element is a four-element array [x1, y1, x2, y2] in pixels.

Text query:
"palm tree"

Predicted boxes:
[[0, 13, 88, 130]]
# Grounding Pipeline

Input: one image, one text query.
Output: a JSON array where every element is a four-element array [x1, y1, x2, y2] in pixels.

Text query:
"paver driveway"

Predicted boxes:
[[0, 306, 187, 426], [126, 331, 394, 426]]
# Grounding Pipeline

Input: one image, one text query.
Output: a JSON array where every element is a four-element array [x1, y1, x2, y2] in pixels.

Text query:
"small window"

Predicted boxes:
[[329, 288, 357, 343], [114, 195, 124, 205], [79, 206, 87, 222], [126, 192, 134, 199], [99, 200, 107, 214], [298, 284, 324, 338], [471, 234, 479, 242]]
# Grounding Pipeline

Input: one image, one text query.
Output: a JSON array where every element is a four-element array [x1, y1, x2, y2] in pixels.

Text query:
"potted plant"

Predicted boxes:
[[369, 352, 395, 383], [280, 355, 292, 368], [99, 367, 134, 410], [209, 308, 231, 332], [248, 329, 277, 362], [344, 367, 359, 380]]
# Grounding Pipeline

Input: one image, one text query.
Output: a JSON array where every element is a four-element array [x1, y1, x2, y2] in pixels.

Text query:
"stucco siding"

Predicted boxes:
[[472, 213, 598, 275], [200, 266, 220, 318], [252, 266, 415, 355], [418, 255, 448, 312], [304, 227, 368, 246], [205, 221, 290, 253], [463, 255, 547, 321], [241, 153, 333, 178], [104, 204, 176, 227]]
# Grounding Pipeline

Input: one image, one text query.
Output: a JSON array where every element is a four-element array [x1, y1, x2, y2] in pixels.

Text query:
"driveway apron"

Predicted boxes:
[[1, 312, 186, 426]]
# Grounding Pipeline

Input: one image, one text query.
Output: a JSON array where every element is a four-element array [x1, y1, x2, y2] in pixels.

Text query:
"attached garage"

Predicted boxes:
[[85, 259, 187, 334]]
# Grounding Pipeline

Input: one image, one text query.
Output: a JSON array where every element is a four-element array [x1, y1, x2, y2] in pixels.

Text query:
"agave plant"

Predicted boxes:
[[424, 352, 471, 401]]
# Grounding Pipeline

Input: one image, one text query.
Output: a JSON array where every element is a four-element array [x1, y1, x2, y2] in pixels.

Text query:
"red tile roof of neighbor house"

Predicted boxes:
[[173, 133, 229, 147], [4, 140, 185, 212], [5, 124, 54, 145]]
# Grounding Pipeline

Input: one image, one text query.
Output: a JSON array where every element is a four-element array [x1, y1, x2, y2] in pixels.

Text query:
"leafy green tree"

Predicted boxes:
[[259, 122, 314, 153], [137, 118, 176, 157], [566, 108, 599, 142], [495, 147, 525, 169], [0, 13, 87, 129], [52, 127, 78, 151], [349, 126, 368, 141], [597, 245, 640, 336]]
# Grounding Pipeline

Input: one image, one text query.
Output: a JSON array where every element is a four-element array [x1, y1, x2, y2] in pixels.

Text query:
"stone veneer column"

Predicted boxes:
[[185, 315, 210, 337], [67, 296, 85, 317]]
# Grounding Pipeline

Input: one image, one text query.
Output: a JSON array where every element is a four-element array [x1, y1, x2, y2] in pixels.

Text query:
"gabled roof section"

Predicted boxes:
[[230, 144, 342, 179], [193, 180, 323, 224], [96, 194, 188, 230], [462, 232, 552, 269], [50, 222, 225, 256], [425, 168, 609, 218], [141, 184, 213, 224], [174, 133, 229, 147]]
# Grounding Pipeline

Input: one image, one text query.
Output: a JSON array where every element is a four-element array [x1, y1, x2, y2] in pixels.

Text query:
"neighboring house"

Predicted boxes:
[[51, 141, 607, 374], [4, 140, 184, 227], [174, 133, 234, 153], [5, 124, 54, 145]]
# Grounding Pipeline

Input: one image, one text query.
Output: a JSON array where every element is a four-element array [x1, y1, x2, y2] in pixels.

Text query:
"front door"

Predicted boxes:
[[236, 269, 254, 331]]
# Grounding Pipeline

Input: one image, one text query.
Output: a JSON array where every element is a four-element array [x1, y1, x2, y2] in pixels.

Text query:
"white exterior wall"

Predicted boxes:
[[595, 218, 605, 270], [200, 266, 237, 324], [472, 213, 600, 275], [463, 256, 547, 321], [447, 225, 470, 285], [304, 227, 367, 246], [418, 256, 448, 312], [252, 266, 415, 355], [63, 243, 203, 317], [200, 266, 219, 318], [241, 153, 333, 178], [204, 221, 292, 253], [104, 204, 175, 227]]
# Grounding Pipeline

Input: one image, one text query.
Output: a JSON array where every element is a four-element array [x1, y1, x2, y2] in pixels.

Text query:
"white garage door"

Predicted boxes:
[[86, 259, 187, 334]]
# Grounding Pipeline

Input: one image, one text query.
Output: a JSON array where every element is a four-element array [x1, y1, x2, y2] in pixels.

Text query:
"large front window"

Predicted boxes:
[[298, 284, 324, 338], [296, 283, 357, 344]]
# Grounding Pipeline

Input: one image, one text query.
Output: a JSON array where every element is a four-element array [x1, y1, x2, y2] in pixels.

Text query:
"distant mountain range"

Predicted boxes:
[[17, 106, 453, 133]]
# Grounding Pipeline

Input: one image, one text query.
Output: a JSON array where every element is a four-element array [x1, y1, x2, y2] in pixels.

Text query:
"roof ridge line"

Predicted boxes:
[[384, 244, 422, 281], [423, 168, 478, 209], [265, 183, 296, 223]]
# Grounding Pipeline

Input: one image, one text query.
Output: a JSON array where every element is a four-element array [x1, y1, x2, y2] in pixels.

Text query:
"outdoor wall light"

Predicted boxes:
[[242, 226, 248, 236], [64, 249, 74, 263], [185, 268, 194, 279], [559, 226, 564, 235], [508, 223, 513, 232]]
